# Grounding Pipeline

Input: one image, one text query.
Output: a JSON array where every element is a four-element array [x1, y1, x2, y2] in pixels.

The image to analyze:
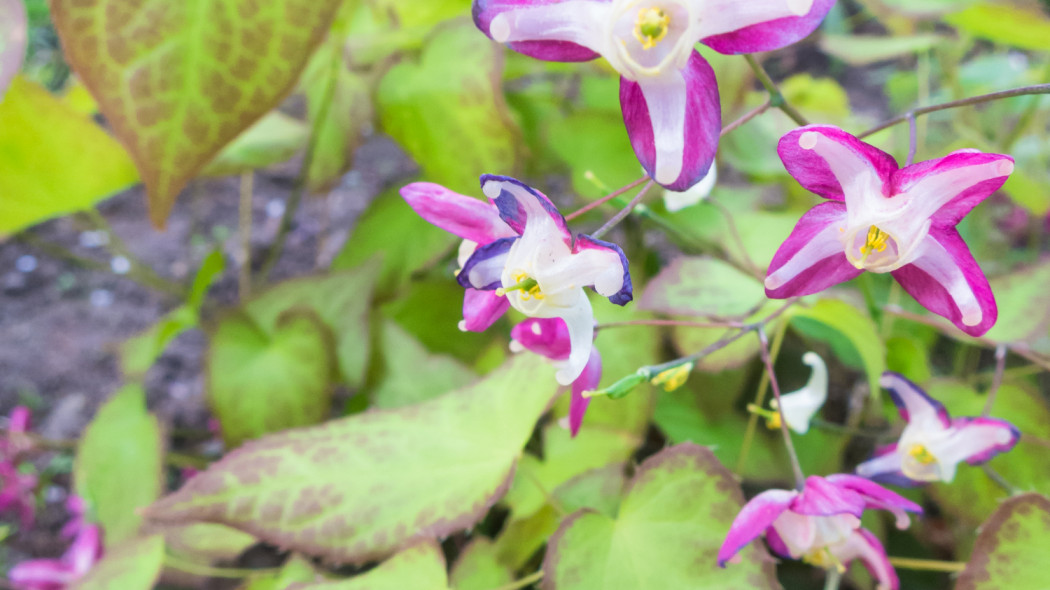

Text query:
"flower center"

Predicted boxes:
[[802, 548, 847, 574], [860, 225, 890, 259], [907, 443, 937, 465], [843, 223, 903, 272], [497, 271, 544, 301], [633, 7, 670, 49]]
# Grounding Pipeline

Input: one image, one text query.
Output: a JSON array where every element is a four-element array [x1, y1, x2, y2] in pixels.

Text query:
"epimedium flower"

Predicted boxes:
[[9, 496, 102, 590], [662, 159, 717, 212], [855, 372, 1019, 485], [0, 406, 36, 529], [510, 317, 602, 436], [472, 0, 833, 191], [718, 474, 922, 590], [402, 175, 632, 385], [766, 351, 828, 435], [765, 125, 1014, 337]]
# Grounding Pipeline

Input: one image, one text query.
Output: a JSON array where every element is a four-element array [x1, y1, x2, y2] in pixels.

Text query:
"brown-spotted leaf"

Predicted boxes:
[[147, 355, 558, 564], [955, 493, 1050, 590], [50, 0, 343, 226], [0, 0, 26, 97]]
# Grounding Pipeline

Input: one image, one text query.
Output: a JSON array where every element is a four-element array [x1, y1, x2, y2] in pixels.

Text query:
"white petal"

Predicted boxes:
[[637, 69, 688, 185], [664, 161, 717, 212], [489, 1, 608, 53], [773, 352, 827, 434], [796, 130, 892, 222], [693, 0, 814, 39], [908, 238, 983, 327], [553, 297, 596, 385]]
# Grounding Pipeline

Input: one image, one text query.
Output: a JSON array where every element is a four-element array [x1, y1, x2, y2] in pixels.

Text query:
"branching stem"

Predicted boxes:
[[887, 557, 966, 573], [744, 54, 808, 126], [757, 327, 806, 490], [590, 180, 655, 239], [565, 175, 649, 221]]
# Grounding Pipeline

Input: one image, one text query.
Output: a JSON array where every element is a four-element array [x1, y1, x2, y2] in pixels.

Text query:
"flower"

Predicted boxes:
[[662, 159, 716, 212], [855, 372, 1019, 485], [9, 497, 102, 590], [769, 351, 828, 434], [473, 0, 833, 191], [718, 474, 922, 590], [510, 317, 602, 436], [765, 125, 1014, 337], [0, 406, 36, 528], [403, 175, 632, 384]]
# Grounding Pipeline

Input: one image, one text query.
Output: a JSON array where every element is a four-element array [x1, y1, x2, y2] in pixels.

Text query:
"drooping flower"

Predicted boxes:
[[663, 159, 717, 212], [718, 474, 922, 590], [510, 317, 602, 436], [765, 125, 1014, 337], [855, 372, 1019, 485], [768, 352, 828, 434], [403, 175, 632, 385], [473, 0, 833, 191], [9, 497, 102, 590]]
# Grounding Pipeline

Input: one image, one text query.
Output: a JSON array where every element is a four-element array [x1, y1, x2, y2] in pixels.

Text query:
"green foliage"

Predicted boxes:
[[789, 298, 885, 398], [292, 542, 449, 589], [982, 260, 1050, 344], [946, 3, 1050, 50], [955, 494, 1050, 590], [203, 112, 309, 177], [372, 320, 476, 409], [450, 538, 513, 590], [638, 257, 766, 319], [147, 356, 559, 564], [820, 34, 944, 66], [74, 385, 163, 545], [240, 555, 317, 590], [69, 535, 165, 590], [542, 444, 778, 590], [49, 0, 343, 225]]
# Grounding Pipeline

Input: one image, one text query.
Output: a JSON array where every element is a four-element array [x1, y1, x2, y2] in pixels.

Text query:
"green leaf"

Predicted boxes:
[[376, 20, 521, 194], [945, 3, 1050, 51], [70, 535, 165, 590], [292, 542, 449, 590], [0, 0, 26, 97], [50, 0, 344, 226], [955, 494, 1050, 590], [0, 76, 139, 234], [372, 0, 470, 28], [638, 257, 766, 319], [203, 112, 309, 176], [820, 34, 944, 66], [542, 443, 778, 590], [161, 522, 258, 565], [208, 310, 334, 447], [450, 538, 513, 590], [492, 505, 559, 570], [670, 302, 781, 372], [240, 555, 318, 590], [383, 278, 499, 364], [372, 320, 476, 409], [74, 385, 163, 545], [983, 261, 1050, 344], [781, 74, 850, 121], [789, 298, 885, 398], [551, 463, 626, 518], [147, 356, 559, 564], [548, 107, 640, 200]]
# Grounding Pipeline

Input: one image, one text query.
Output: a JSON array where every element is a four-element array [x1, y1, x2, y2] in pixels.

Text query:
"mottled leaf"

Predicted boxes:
[[50, 0, 343, 225], [372, 320, 476, 409], [74, 385, 163, 545], [147, 356, 558, 564], [160, 522, 257, 565], [0, 76, 139, 234], [639, 257, 766, 319], [203, 112, 309, 176], [542, 443, 778, 590], [70, 535, 164, 590], [451, 538, 513, 590], [955, 494, 1050, 590], [0, 0, 26, 97]]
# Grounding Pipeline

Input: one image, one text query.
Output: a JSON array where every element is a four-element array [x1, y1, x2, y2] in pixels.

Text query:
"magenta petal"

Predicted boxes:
[[778, 125, 897, 202], [457, 237, 516, 290], [400, 182, 514, 244], [620, 51, 720, 191], [891, 229, 997, 337], [717, 489, 796, 566], [792, 475, 866, 518], [764, 202, 861, 298], [825, 474, 922, 528], [9, 406, 31, 433], [950, 417, 1021, 465], [510, 317, 572, 360], [568, 347, 601, 436], [701, 0, 835, 54], [472, 0, 605, 62], [840, 529, 899, 590], [461, 289, 510, 332], [573, 234, 632, 305], [878, 372, 950, 428], [891, 150, 1014, 228], [66, 524, 102, 576], [481, 175, 571, 244]]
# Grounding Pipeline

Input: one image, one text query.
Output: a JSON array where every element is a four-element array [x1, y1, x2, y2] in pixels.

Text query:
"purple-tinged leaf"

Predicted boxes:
[[955, 493, 1050, 590]]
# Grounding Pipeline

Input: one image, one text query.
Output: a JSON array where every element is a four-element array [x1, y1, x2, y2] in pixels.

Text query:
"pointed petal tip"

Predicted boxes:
[[490, 14, 510, 42], [789, 0, 814, 14], [799, 130, 819, 150]]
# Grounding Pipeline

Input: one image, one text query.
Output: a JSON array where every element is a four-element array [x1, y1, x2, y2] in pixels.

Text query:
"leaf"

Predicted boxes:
[[372, 320, 477, 409], [208, 310, 334, 447], [982, 261, 1050, 344], [492, 505, 559, 570], [147, 356, 559, 564], [450, 538, 513, 590], [377, 20, 520, 194], [383, 278, 499, 365], [160, 522, 257, 564], [542, 443, 778, 590], [945, 3, 1050, 51], [70, 535, 165, 590], [820, 34, 944, 66], [551, 464, 626, 518], [240, 555, 318, 590], [50, 0, 344, 226], [292, 542, 449, 590], [955, 494, 1050, 590], [203, 112, 309, 176], [638, 257, 766, 319], [548, 107, 640, 200], [74, 385, 163, 545], [0, 76, 139, 234], [789, 298, 885, 398], [0, 0, 26, 97]]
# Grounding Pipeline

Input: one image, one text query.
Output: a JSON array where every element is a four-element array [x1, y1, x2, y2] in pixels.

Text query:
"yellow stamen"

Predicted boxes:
[[633, 7, 670, 50], [907, 443, 937, 465], [859, 225, 890, 260], [746, 403, 782, 430], [804, 548, 848, 574], [650, 362, 694, 392], [497, 272, 543, 300]]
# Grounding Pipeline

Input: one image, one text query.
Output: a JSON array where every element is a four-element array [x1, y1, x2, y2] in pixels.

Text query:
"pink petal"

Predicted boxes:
[[835, 529, 899, 590], [510, 317, 572, 360], [878, 372, 950, 428], [461, 289, 511, 333], [891, 150, 1014, 228], [764, 202, 861, 298], [855, 443, 919, 488], [891, 229, 996, 337], [825, 474, 922, 529], [620, 51, 720, 191], [481, 175, 571, 244], [572, 234, 632, 305], [948, 417, 1020, 466], [717, 488, 797, 566], [472, 0, 607, 62], [65, 524, 102, 576], [8, 406, 31, 433], [778, 125, 896, 203], [700, 0, 835, 54], [8, 559, 76, 590], [400, 182, 514, 244], [792, 475, 866, 518], [457, 236, 516, 291], [568, 347, 602, 436]]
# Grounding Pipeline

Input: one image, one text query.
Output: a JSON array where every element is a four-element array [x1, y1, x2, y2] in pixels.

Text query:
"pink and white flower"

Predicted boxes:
[[718, 474, 921, 590], [856, 372, 1019, 485], [765, 125, 1014, 337], [9, 496, 102, 590], [473, 0, 833, 191]]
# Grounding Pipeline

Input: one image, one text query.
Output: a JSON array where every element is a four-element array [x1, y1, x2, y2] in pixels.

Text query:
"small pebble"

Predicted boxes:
[[266, 199, 286, 219], [110, 256, 131, 275], [15, 255, 37, 273], [89, 289, 113, 308], [78, 230, 109, 249]]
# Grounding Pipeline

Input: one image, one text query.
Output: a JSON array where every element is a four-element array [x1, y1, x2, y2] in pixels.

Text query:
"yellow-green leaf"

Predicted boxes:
[[70, 535, 165, 590]]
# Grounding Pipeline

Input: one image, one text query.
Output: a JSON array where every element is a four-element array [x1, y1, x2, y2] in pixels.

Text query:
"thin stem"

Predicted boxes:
[[736, 318, 788, 474], [81, 209, 183, 296], [982, 464, 1019, 495], [744, 54, 808, 126], [1022, 433, 1050, 450], [887, 557, 966, 573], [905, 113, 918, 166], [823, 569, 842, 590], [719, 97, 772, 137], [490, 570, 544, 590], [590, 180, 655, 239], [239, 170, 254, 301], [859, 83, 1050, 138], [163, 553, 280, 579], [982, 344, 1007, 416], [597, 319, 745, 330], [757, 327, 806, 490], [707, 197, 761, 278], [565, 175, 649, 221]]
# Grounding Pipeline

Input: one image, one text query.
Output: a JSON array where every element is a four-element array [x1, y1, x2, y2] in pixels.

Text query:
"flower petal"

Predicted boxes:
[[825, 474, 922, 529], [573, 234, 632, 304], [855, 444, 919, 487], [775, 351, 828, 434], [473, 0, 607, 62], [460, 288, 511, 332], [879, 372, 950, 433], [552, 295, 597, 385], [481, 175, 571, 244], [793, 475, 866, 518], [945, 417, 1020, 467], [699, 0, 834, 54], [717, 488, 797, 567], [778, 125, 896, 203], [8, 406, 31, 433], [569, 347, 602, 436], [458, 236, 516, 290], [891, 229, 996, 337], [8, 559, 77, 589], [764, 202, 861, 298], [834, 529, 899, 590], [66, 524, 102, 576], [892, 150, 1014, 227], [509, 317, 572, 360], [400, 182, 514, 244], [620, 51, 720, 191]]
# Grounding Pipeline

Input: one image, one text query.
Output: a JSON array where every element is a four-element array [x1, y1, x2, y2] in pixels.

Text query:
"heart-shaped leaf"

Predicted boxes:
[[955, 493, 1050, 590]]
